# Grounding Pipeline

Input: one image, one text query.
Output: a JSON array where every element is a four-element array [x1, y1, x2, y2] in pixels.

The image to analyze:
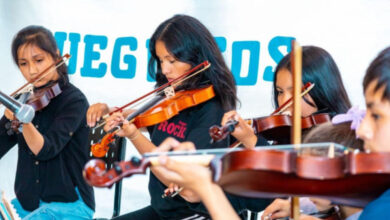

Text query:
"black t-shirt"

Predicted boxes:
[[0, 80, 95, 211], [147, 97, 228, 219]]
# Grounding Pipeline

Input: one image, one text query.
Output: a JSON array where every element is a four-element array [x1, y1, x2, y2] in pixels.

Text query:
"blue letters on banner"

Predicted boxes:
[[231, 41, 260, 85], [54, 32, 81, 75], [111, 37, 137, 79], [263, 36, 295, 82], [54, 32, 294, 85], [80, 35, 108, 78]]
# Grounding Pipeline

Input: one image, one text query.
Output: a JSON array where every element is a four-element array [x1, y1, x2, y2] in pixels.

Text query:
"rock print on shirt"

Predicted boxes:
[[157, 120, 187, 139]]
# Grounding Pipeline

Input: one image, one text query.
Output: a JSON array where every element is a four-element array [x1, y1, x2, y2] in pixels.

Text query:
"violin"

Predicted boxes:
[[83, 143, 390, 208], [214, 144, 390, 208], [6, 82, 62, 134], [209, 113, 331, 144], [83, 150, 217, 188], [209, 82, 323, 144], [9, 54, 70, 98], [90, 85, 216, 157], [4, 54, 69, 135], [92, 61, 211, 128]]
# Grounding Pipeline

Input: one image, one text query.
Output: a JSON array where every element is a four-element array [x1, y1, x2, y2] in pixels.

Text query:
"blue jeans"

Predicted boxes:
[[11, 188, 94, 220]]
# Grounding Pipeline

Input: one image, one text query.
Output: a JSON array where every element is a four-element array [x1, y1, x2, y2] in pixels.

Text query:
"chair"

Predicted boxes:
[[88, 125, 126, 218]]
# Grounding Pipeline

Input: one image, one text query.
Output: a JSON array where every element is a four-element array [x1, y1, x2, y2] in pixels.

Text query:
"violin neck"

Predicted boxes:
[[144, 148, 232, 158], [106, 95, 166, 133], [223, 120, 238, 133], [147, 154, 215, 167], [125, 95, 164, 122]]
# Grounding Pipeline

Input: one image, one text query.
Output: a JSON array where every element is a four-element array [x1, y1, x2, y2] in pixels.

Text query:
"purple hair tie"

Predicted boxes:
[[331, 106, 366, 130]]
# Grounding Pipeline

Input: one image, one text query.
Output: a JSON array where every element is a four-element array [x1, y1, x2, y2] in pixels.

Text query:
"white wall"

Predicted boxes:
[[1, 0, 389, 218]]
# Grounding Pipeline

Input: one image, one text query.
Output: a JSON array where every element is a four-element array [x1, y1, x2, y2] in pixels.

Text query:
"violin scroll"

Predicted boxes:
[[90, 132, 117, 158], [83, 157, 150, 188], [209, 120, 238, 143], [83, 159, 107, 186]]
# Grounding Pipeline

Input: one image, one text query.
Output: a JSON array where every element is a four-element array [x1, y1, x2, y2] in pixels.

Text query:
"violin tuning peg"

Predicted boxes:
[[113, 162, 122, 175], [130, 157, 142, 166]]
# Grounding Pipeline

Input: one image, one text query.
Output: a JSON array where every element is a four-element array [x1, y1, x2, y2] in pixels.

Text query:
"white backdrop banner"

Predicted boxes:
[[1, 0, 390, 218]]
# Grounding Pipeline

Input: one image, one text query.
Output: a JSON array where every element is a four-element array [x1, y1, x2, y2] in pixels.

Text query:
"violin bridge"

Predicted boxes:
[[163, 86, 175, 99]]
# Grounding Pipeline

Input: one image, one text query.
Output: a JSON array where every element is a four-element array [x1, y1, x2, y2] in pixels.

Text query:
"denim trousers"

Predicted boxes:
[[11, 188, 94, 220]]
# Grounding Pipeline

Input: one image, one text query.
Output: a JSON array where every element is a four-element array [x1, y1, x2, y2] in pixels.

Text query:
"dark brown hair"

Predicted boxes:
[[363, 46, 390, 101], [148, 15, 238, 111], [11, 25, 68, 83], [303, 122, 363, 151]]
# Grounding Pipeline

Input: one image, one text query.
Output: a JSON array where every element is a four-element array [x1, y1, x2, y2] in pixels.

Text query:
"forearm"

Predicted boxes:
[[128, 130, 175, 187], [127, 130, 157, 154], [22, 123, 44, 155], [241, 134, 257, 149], [198, 183, 240, 220]]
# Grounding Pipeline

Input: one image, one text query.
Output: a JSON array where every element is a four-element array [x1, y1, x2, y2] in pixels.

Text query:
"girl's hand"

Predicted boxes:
[[221, 110, 257, 148], [103, 112, 139, 138], [164, 182, 181, 197], [163, 182, 202, 203], [155, 138, 213, 196], [4, 108, 14, 120], [262, 198, 291, 220], [87, 103, 110, 127]]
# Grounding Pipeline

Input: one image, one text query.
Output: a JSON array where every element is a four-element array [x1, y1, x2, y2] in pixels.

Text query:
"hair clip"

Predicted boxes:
[[331, 106, 365, 130]]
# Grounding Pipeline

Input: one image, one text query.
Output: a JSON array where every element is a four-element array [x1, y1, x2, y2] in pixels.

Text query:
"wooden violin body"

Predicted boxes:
[[255, 113, 330, 141], [84, 144, 390, 208], [213, 146, 390, 208], [134, 85, 215, 128], [6, 83, 62, 134], [90, 85, 215, 157], [209, 113, 331, 143], [26, 82, 62, 111]]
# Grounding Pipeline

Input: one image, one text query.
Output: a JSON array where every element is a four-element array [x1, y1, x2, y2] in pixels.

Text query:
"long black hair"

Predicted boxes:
[[11, 25, 69, 83], [363, 46, 390, 101], [148, 15, 238, 111], [272, 46, 351, 116]]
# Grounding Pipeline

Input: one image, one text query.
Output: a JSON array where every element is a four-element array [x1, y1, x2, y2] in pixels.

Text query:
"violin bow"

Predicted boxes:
[[291, 39, 302, 220], [212, 82, 312, 145], [93, 61, 211, 129], [10, 54, 70, 97], [271, 82, 314, 115]]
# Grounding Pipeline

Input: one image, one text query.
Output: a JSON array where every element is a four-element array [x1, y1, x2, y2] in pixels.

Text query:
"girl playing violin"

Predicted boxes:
[[88, 15, 238, 219], [262, 119, 364, 220], [155, 120, 364, 220], [156, 46, 390, 220], [0, 26, 94, 219], [221, 46, 352, 148], [356, 46, 390, 220]]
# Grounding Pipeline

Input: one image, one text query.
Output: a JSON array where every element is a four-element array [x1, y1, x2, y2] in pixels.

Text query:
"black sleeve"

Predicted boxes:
[[256, 134, 269, 146], [0, 116, 17, 159], [35, 97, 88, 161], [185, 103, 228, 150], [229, 134, 270, 147]]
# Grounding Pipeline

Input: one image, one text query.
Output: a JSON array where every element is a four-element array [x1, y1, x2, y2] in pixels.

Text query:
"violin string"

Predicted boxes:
[[94, 64, 211, 129], [100, 62, 210, 121], [0, 55, 70, 111], [93, 92, 163, 129], [113, 63, 210, 115]]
